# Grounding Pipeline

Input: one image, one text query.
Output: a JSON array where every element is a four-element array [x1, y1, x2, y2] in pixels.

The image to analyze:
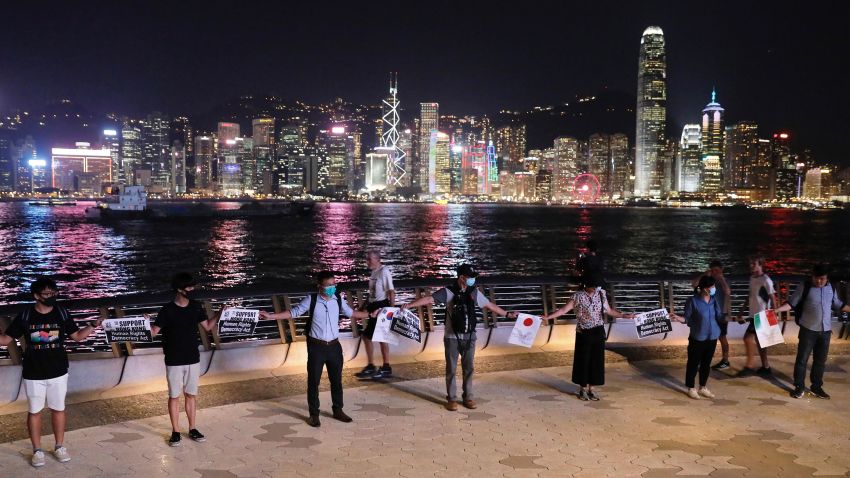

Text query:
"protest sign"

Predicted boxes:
[[371, 308, 400, 345], [508, 313, 543, 348], [103, 316, 152, 343], [389, 308, 422, 343], [218, 308, 260, 336], [634, 308, 673, 338], [753, 309, 784, 347]]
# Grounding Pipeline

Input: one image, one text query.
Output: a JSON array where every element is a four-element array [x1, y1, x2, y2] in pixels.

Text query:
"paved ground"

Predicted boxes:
[[1, 354, 849, 477]]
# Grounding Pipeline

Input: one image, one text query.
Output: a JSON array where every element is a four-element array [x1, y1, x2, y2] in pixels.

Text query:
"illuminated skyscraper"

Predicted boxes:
[[11, 135, 37, 193], [142, 112, 171, 191], [428, 131, 450, 195], [610, 133, 631, 199], [380, 74, 407, 188], [552, 136, 579, 200], [0, 132, 11, 192], [700, 90, 724, 193], [102, 129, 121, 184], [252, 118, 275, 194], [723, 121, 758, 190], [317, 126, 355, 195], [121, 125, 142, 185], [495, 124, 527, 172], [217, 122, 240, 149], [51, 143, 112, 193], [634, 26, 667, 197], [170, 142, 187, 194], [193, 135, 214, 192], [587, 133, 610, 195], [677, 124, 701, 192], [419, 103, 439, 192]]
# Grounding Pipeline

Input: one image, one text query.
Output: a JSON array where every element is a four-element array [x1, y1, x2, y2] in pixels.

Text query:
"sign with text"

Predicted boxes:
[[218, 308, 260, 336], [508, 313, 543, 348], [753, 310, 784, 347], [371, 308, 400, 345], [634, 308, 673, 338], [389, 308, 423, 343], [103, 316, 152, 343]]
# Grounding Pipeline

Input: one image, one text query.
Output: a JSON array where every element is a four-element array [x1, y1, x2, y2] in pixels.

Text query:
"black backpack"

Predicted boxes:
[[21, 305, 71, 327], [793, 281, 834, 326], [447, 284, 478, 334], [303, 292, 343, 337]]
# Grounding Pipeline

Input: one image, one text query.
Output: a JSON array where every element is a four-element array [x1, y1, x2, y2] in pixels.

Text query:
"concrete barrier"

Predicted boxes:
[[0, 363, 22, 406], [67, 355, 125, 396], [541, 323, 576, 351], [206, 341, 287, 376]]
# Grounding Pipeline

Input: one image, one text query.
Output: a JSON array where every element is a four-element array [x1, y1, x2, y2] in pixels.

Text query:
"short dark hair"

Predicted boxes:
[[586, 239, 598, 253], [812, 263, 829, 277], [697, 275, 716, 291], [709, 260, 723, 269], [581, 273, 604, 288], [316, 270, 335, 284], [170, 272, 196, 291], [30, 277, 58, 295]]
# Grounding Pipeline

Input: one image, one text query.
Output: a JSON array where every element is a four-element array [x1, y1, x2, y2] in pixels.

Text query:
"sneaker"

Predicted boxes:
[[445, 401, 459, 411], [588, 390, 600, 401], [168, 431, 181, 447], [462, 399, 478, 409], [698, 387, 715, 399], [53, 446, 71, 463], [736, 368, 757, 377], [355, 364, 377, 379], [371, 364, 392, 379], [711, 359, 730, 370], [578, 389, 590, 401], [810, 387, 831, 400], [188, 429, 206, 442], [687, 388, 701, 400], [307, 415, 321, 427], [756, 367, 773, 376], [790, 386, 806, 399], [31, 449, 45, 468], [332, 407, 353, 423]]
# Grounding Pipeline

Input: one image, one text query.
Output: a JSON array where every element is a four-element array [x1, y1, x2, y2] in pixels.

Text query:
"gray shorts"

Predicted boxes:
[[166, 363, 200, 398]]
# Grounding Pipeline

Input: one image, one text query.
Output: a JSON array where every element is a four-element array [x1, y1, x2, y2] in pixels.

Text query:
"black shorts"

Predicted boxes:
[[362, 299, 392, 339]]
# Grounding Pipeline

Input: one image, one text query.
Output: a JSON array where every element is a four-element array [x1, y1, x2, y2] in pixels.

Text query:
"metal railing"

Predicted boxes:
[[1, 275, 848, 363]]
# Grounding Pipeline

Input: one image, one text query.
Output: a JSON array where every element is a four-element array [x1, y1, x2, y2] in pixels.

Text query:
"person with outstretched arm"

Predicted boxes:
[[401, 264, 518, 411], [355, 250, 396, 380], [692, 260, 732, 370], [0, 277, 102, 467], [671, 276, 724, 400]]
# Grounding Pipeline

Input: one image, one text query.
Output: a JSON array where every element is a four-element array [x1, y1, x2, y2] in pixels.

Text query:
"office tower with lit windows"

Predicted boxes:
[[317, 126, 355, 195], [635, 26, 667, 197], [121, 124, 142, 184], [587, 133, 611, 195], [171, 142, 187, 194], [700, 90, 724, 194], [552, 136, 579, 200], [723, 121, 758, 190], [217, 122, 240, 148], [609, 133, 630, 199], [13, 136, 38, 193], [193, 135, 214, 192], [102, 129, 121, 184], [0, 131, 14, 192], [51, 142, 112, 193], [676, 124, 701, 192], [252, 118, 275, 194], [750, 138, 772, 190], [495, 124, 527, 173], [428, 131, 450, 195], [418, 103, 439, 192], [142, 112, 171, 191], [771, 132, 797, 200]]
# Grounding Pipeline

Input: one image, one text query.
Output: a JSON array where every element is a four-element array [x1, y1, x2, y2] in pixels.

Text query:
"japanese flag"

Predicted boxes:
[[508, 313, 543, 348]]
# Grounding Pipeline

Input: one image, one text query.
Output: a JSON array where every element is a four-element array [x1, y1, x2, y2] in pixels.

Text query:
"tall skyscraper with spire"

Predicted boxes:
[[700, 88, 725, 193], [634, 26, 667, 197]]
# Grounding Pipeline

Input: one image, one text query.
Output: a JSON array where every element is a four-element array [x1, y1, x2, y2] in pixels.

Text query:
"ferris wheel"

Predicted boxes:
[[573, 173, 601, 203]]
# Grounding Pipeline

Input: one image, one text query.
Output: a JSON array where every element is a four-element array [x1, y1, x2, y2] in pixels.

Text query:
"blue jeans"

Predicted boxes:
[[794, 327, 831, 389]]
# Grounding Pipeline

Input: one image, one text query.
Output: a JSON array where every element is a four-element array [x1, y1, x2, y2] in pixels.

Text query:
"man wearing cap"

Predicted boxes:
[[402, 265, 517, 411]]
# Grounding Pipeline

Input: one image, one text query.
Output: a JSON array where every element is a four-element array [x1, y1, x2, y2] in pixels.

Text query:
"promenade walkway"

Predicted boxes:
[[1, 353, 849, 477]]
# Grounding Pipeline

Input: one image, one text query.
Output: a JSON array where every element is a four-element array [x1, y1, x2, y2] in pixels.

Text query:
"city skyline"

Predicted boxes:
[[1, 2, 848, 164]]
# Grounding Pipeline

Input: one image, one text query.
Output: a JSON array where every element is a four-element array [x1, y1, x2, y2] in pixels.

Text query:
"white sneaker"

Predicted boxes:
[[31, 450, 46, 467], [687, 388, 701, 400], [698, 387, 715, 399], [54, 446, 71, 463]]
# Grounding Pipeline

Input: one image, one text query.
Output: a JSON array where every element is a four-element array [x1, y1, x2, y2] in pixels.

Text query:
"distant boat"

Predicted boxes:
[[29, 198, 77, 206], [433, 199, 449, 205], [85, 186, 149, 220]]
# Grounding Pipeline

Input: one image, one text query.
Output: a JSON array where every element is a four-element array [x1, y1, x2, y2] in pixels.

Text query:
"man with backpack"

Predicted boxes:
[[776, 264, 850, 399], [0, 277, 102, 467], [260, 271, 370, 427], [401, 264, 517, 411]]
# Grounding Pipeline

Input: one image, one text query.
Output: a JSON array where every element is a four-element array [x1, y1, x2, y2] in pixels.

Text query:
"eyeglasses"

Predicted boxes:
[[39, 291, 57, 298]]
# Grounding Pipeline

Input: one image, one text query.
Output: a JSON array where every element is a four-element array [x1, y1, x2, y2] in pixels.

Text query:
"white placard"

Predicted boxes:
[[508, 313, 543, 348]]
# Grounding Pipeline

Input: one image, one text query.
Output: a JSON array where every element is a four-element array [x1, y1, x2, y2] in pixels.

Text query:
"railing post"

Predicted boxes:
[[487, 285, 498, 328], [201, 300, 216, 350], [283, 295, 303, 342], [271, 295, 288, 344], [349, 290, 361, 338], [107, 305, 126, 357], [541, 284, 550, 318], [0, 316, 23, 365]]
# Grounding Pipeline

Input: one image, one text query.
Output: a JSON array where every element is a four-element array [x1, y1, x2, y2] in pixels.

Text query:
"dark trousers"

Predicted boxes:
[[572, 326, 606, 387], [444, 336, 476, 401], [306, 340, 344, 416], [794, 327, 831, 389], [685, 338, 718, 388]]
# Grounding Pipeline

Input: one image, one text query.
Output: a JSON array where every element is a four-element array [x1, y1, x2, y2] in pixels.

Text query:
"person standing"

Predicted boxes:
[[355, 250, 396, 379], [150, 273, 219, 447], [775, 264, 850, 399], [738, 256, 778, 376], [672, 276, 723, 399], [0, 277, 102, 467], [260, 271, 370, 427], [401, 264, 517, 411], [691, 260, 732, 369], [541, 274, 634, 401]]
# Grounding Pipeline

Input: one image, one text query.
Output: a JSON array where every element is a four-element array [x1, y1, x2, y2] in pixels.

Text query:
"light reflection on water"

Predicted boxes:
[[0, 201, 848, 305]]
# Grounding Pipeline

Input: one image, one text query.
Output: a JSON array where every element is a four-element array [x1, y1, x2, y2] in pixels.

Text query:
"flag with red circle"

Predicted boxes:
[[508, 313, 543, 348]]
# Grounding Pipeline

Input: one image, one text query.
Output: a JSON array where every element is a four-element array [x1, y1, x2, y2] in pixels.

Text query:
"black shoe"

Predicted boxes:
[[578, 389, 590, 401], [307, 415, 321, 427], [168, 431, 181, 447], [756, 367, 772, 376], [810, 387, 831, 400], [735, 368, 756, 377], [711, 360, 730, 370], [355, 364, 377, 379], [790, 387, 805, 399], [188, 429, 206, 442], [332, 407, 353, 423], [588, 390, 600, 401], [372, 364, 393, 379]]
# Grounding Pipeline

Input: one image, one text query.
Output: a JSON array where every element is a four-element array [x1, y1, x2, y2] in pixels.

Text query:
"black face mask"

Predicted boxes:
[[181, 289, 196, 300], [40, 296, 57, 307]]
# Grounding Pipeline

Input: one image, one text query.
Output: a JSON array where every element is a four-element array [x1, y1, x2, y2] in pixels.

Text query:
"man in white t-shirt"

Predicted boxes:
[[355, 251, 396, 379], [737, 256, 778, 376]]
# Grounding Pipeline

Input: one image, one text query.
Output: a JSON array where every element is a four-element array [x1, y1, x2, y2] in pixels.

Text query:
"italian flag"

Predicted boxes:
[[753, 310, 785, 347]]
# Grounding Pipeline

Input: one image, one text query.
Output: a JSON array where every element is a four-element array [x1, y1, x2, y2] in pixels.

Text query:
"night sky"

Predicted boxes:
[[2, 1, 848, 163]]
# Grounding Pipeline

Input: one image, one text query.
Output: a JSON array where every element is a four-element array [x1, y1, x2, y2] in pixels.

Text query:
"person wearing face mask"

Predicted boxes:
[[670, 276, 723, 400], [691, 260, 732, 370], [260, 270, 370, 427], [150, 273, 219, 447], [401, 264, 518, 411], [0, 277, 102, 467], [541, 274, 634, 401]]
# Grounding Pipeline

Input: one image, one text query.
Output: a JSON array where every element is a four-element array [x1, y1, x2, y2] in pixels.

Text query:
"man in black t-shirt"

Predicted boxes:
[[0, 277, 101, 468], [150, 273, 218, 447]]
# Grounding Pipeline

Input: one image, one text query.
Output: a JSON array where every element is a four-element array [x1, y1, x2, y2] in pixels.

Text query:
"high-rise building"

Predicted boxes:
[[610, 134, 631, 199], [252, 118, 275, 194], [142, 112, 171, 191], [193, 135, 214, 192], [102, 129, 121, 184], [13, 136, 38, 193], [587, 133, 611, 196], [552, 136, 579, 200], [535, 169, 552, 201], [803, 168, 823, 200], [635, 26, 667, 197], [217, 122, 240, 149], [770, 132, 798, 200], [676, 124, 702, 192], [121, 125, 142, 184], [750, 138, 773, 190], [723, 121, 758, 190], [495, 124, 527, 173], [51, 143, 112, 193], [700, 90, 724, 194], [419, 103, 439, 192], [0, 132, 11, 192], [428, 131, 450, 195], [365, 149, 390, 191], [317, 126, 355, 195], [170, 141, 187, 194]]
